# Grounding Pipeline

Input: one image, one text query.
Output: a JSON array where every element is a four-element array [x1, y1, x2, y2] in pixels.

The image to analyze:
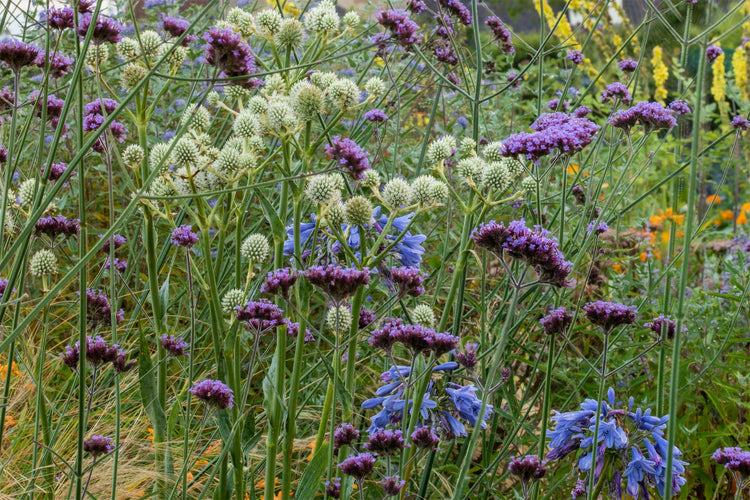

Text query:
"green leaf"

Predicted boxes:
[[296, 441, 330, 500], [137, 324, 166, 432], [257, 190, 285, 241]]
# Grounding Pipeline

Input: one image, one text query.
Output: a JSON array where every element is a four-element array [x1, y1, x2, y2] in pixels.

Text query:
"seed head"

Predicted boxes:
[[326, 305, 352, 332], [247, 95, 268, 114], [180, 104, 211, 133], [521, 176, 537, 195], [482, 141, 504, 162], [241, 233, 270, 262], [482, 161, 512, 191], [234, 110, 262, 138], [305, 174, 341, 204], [221, 288, 246, 314], [171, 137, 199, 166], [361, 170, 381, 189], [411, 304, 435, 327], [122, 145, 144, 168]]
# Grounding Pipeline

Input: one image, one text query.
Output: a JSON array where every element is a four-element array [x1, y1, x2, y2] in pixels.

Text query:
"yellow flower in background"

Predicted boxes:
[[266, 0, 300, 17], [720, 209, 734, 221], [651, 46, 669, 103], [738, 211, 748, 225], [732, 45, 749, 102], [535, 0, 577, 48], [711, 42, 727, 115]]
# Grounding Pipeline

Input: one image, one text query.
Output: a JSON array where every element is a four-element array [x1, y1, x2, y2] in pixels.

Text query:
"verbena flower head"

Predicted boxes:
[[472, 219, 573, 287], [305, 265, 370, 302], [112, 348, 136, 373], [235, 299, 285, 332], [500, 112, 600, 163], [44, 6, 76, 30], [547, 387, 686, 497], [583, 301, 637, 331], [325, 136, 371, 180], [34, 215, 80, 239], [601, 82, 632, 105], [618, 58, 638, 73], [486, 16, 514, 54], [567, 49, 583, 65], [730, 115, 750, 131], [162, 16, 198, 45], [77, 14, 123, 44], [333, 423, 359, 451], [411, 426, 440, 449], [171, 225, 199, 248], [390, 266, 425, 297], [0, 38, 42, 71], [587, 220, 609, 235], [374, 9, 420, 48], [609, 101, 677, 131], [261, 267, 299, 299], [338, 452, 376, 480], [381, 475, 405, 496], [85, 289, 124, 329], [437, 0, 472, 25], [706, 44, 723, 63], [668, 100, 691, 115], [99, 233, 126, 254], [712, 447, 750, 476], [540, 307, 573, 335], [453, 343, 478, 369], [83, 435, 114, 457], [190, 379, 234, 409], [508, 454, 547, 482], [365, 429, 405, 456], [364, 109, 388, 123], [644, 314, 685, 340], [160, 334, 189, 356], [203, 27, 260, 89]]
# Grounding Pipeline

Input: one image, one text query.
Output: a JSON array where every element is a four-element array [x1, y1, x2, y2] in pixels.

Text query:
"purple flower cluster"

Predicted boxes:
[[374, 9, 421, 49], [305, 265, 370, 301], [618, 58, 638, 73], [333, 423, 359, 451], [486, 16, 514, 54], [668, 100, 690, 115], [508, 455, 547, 482], [712, 447, 750, 477], [644, 314, 684, 340], [85, 288, 124, 328], [390, 266, 425, 297], [160, 334, 189, 356], [730, 115, 749, 131], [587, 220, 609, 235], [453, 342, 478, 369], [368, 317, 458, 355], [170, 225, 199, 249], [0, 279, 11, 300], [338, 452, 376, 480], [540, 307, 572, 335], [583, 301, 637, 331], [567, 49, 583, 65], [601, 82, 632, 105], [547, 98, 569, 112], [34, 215, 80, 239], [0, 38, 41, 71], [437, 0, 472, 25], [547, 387, 687, 498], [60, 335, 134, 372], [325, 136, 371, 180], [83, 98, 127, 152], [285, 320, 315, 342], [203, 27, 260, 89], [609, 101, 678, 131], [84, 435, 114, 457], [162, 16, 198, 45], [104, 257, 127, 273], [406, 0, 426, 14], [261, 267, 299, 299], [45, 162, 67, 181], [45, 6, 76, 30], [190, 379, 234, 409], [381, 476, 405, 496], [364, 428, 405, 455], [77, 14, 123, 44], [235, 299, 285, 332], [99, 233, 126, 254], [325, 478, 341, 498], [472, 219, 573, 287], [573, 105, 591, 118], [411, 425, 440, 449], [364, 109, 388, 123], [500, 112, 600, 163], [706, 44, 723, 63]]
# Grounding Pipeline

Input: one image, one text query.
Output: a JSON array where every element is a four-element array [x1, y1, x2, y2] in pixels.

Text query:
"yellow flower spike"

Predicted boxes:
[[732, 46, 748, 102], [651, 46, 669, 103], [534, 0, 578, 48], [711, 42, 727, 116]]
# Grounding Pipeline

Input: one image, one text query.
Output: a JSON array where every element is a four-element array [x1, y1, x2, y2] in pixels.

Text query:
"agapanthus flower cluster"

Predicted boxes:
[[500, 112, 600, 163], [325, 136, 371, 180], [235, 298, 285, 332], [190, 379, 234, 409], [85, 288, 124, 328], [34, 215, 80, 239], [583, 301, 637, 331], [609, 101, 678, 131], [486, 16, 514, 54], [203, 27, 260, 89], [546, 388, 687, 498], [472, 219, 573, 287], [374, 9, 420, 49]]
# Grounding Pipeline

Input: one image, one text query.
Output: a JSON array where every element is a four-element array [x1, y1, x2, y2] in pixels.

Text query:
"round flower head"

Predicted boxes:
[[540, 307, 573, 335], [83, 435, 114, 457], [618, 58, 638, 73], [410, 175, 444, 206], [342, 11, 360, 28], [390, 266, 425, 297], [365, 77, 387, 97], [361, 170, 381, 189], [453, 342, 478, 369], [567, 49, 583, 65], [411, 304, 435, 327], [730, 115, 749, 131], [426, 135, 456, 165], [326, 305, 353, 332], [216, 146, 241, 173], [668, 100, 690, 115], [482, 161, 512, 192], [327, 78, 361, 111], [122, 145, 144, 168], [261, 268, 299, 299], [255, 8, 282, 35], [291, 81, 324, 121], [583, 301, 637, 331], [179, 104, 211, 133], [482, 141, 504, 162], [600, 82, 632, 105], [235, 298, 284, 331], [18, 178, 38, 206], [305, 265, 370, 301], [501, 113, 600, 163], [364, 109, 388, 123], [609, 101, 677, 131], [644, 314, 684, 340], [275, 18, 304, 49], [266, 101, 298, 135], [171, 225, 199, 248], [241, 233, 270, 262], [34, 215, 80, 239], [333, 423, 359, 451], [221, 288, 246, 314], [456, 158, 483, 184], [706, 44, 723, 64], [202, 27, 259, 89], [171, 137, 199, 166], [381, 475, 405, 497], [365, 429, 404, 456], [30, 249, 57, 277], [344, 196, 374, 227], [77, 14, 122, 44], [190, 379, 234, 409], [160, 334, 189, 356], [383, 178, 412, 208], [0, 38, 42, 71], [338, 452, 376, 480], [305, 0, 339, 33]]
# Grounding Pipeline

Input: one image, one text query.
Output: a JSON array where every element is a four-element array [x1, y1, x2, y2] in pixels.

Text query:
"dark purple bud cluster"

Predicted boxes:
[[608, 101, 678, 131], [170, 224, 199, 248], [261, 267, 299, 299], [406, 0, 426, 13], [365, 428, 405, 456], [45, 6, 76, 30], [338, 452, 376, 480], [706, 45, 723, 63], [99, 233, 126, 254], [86, 288, 125, 328], [500, 112, 600, 163], [359, 306, 376, 328], [333, 423, 360, 451], [547, 98, 569, 112], [411, 425, 440, 449], [573, 105, 591, 118], [668, 100, 690, 115], [486, 16, 514, 54], [44, 162, 67, 181], [325, 478, 341, 498], [160, 334, 189, 356], [285, 320, 315, 342], [390, 266, 425, 297], [571, 185, 586, 204], [0, 39, 42, 72], [28, 90, 66, 122], [369, 317, 458, 356], [712, 447, 750, 476], [617, 58, 638, 73], [83, 435, 114, 457], [437, 0, 472, 25], [381, 475, 405, 496], [34, 215, 80, 239], [83, 98, 127, 152], [508, 454, 547, 482], [567, 49, 583, 65], [325, 136, 371, 180], [644, 314, 684, 340], [453, 343, 478, 369], [235, 299, 285, 332], [305, 265, 370, 301], [730, 115, 749, 131], [540, 307, 573, 335], [60, 335, 134, 372], [374, 9, 421, 49], [37, 52, 75, 78], [203, 27, 261, 90], [190, 379, 234, 409], [162, 16, 198, 45], [77, 14, 123, 44], [583, 301, 637, 331], [0, 278, 12, 300], [472, 219, 573, 287], [600, 82, 632, 105], [587, 220, 609, 235]]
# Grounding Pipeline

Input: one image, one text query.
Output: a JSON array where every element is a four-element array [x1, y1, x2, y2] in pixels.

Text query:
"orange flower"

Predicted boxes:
[[660, 232, 670, 245], [738, 211, 748, 225], [720, 210, 734, 221], [186, 472, 194, 482], [567, 163, 580, 175], [147, 428, 154, 441], [707, 194, 722, 203], [306, 441, 315, 462], [612, 263, 624, 274], [639, 252, 648, 262], [664, 208, 684, 224], [742, 202, 750, 212]]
